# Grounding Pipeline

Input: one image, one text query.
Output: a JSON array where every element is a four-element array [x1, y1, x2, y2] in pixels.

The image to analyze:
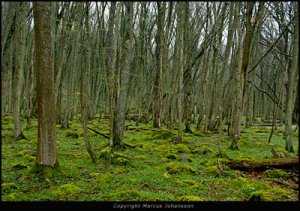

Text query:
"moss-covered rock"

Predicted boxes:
[[178, 153, 192, 162], [173, 144, 190, 154], [275, 148, 291, 158], [265, 169, 289, 179], [166, 162, 196, 174], [248, 191, 272, 201], [177, 195, 203, 201], [52, 183, 82, 198], [95, 173, 113, 183], [114, 190, 141, 200], [203, 166, 221, 177]]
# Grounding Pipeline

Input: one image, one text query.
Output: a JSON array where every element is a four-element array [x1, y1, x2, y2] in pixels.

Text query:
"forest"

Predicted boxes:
[[1, 1, 299, 202]]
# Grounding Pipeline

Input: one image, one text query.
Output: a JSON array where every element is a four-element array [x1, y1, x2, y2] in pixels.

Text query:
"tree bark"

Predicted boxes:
[[12, 2, 27, 140], [224, 158, 299, 172], [284, 5, 298, 153], [153, 2, 164, 129], [34, 2, 57, 168]]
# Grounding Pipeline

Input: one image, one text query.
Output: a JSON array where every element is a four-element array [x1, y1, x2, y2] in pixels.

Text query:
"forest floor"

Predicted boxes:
[[1, 115, 299, 201]]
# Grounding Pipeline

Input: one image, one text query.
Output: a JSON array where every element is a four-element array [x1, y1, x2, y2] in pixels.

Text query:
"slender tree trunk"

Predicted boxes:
[[12, 2, 27, 140], [112, 2, 133, 149], [80, 2, 96, 163], [230, 2, 254, 149], [284, 5, 298, 152], [153, 2, 164, 129]]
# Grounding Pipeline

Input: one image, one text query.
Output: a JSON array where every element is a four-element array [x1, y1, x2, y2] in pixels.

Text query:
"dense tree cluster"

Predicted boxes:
[[1, 2, 298, 171]]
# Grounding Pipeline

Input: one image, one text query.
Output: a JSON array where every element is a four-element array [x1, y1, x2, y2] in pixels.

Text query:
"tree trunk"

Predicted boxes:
[[112, 2, 133, 149], [12, 2, 27, 140], [80, 2, 96, 163], [284, 5, 298, 153], [230, 2, 254, 149], [34, 2, 57, 170], [153, 2, 164, 129]]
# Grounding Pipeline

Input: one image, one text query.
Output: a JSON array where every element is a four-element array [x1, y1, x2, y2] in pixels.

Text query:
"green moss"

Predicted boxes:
[[135, 155, 146, 160], [276, 148, 291, 158], [114, 190, 141, 200], [114, 157, 130, 165], [157, 145, 169, 152], [6, 193, 17, 201], [30, 139, 38, 144], [166, 153, 177, 160], [2, 124, 14, 130], [113, 167, 128, 174], [99, 149, 110, 160], [2, 115, 13, 121], [95, 173, 113, 183], [2, 182, 17, 193], [52, 183, 82, 198], [96, 172, 113, 184], [248, 188, 291, 201], [23, 154, 36, 162], [173, 144, 190, 154], [191, 146, 212, 155], [265, 169, 289, 179], [226, 177, 271, 196], [11, 162, 28, 170], [177, 195, 203, 201], [228, 177, 249, 188], [30, 162, 60, 179], [18, 139, 30, 144], [114, 152, 131, 160], [203, 166, 221, 177], [17, 150, 28, 157], [65, 130, 78, 138], [166, 162, 196, 174], [175, 179, 197, 186], [89, 172, 101, 177], [248, 191, 272, 201], [153, 130, 176, 140]]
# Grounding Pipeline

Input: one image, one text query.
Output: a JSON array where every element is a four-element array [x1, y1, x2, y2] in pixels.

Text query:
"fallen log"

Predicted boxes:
[[87, 127, 110, 139], [224, 157, 299, 172]]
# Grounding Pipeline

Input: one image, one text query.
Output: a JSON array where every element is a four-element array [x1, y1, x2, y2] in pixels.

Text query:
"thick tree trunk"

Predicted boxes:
[[34, 2, 57, 168]]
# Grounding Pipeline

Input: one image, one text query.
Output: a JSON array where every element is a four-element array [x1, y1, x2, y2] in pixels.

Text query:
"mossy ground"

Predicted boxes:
[[1, 116, 299, 201]]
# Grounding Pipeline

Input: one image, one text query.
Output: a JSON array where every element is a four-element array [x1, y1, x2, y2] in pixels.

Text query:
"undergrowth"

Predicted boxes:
[[1, 116, 298, 201]]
